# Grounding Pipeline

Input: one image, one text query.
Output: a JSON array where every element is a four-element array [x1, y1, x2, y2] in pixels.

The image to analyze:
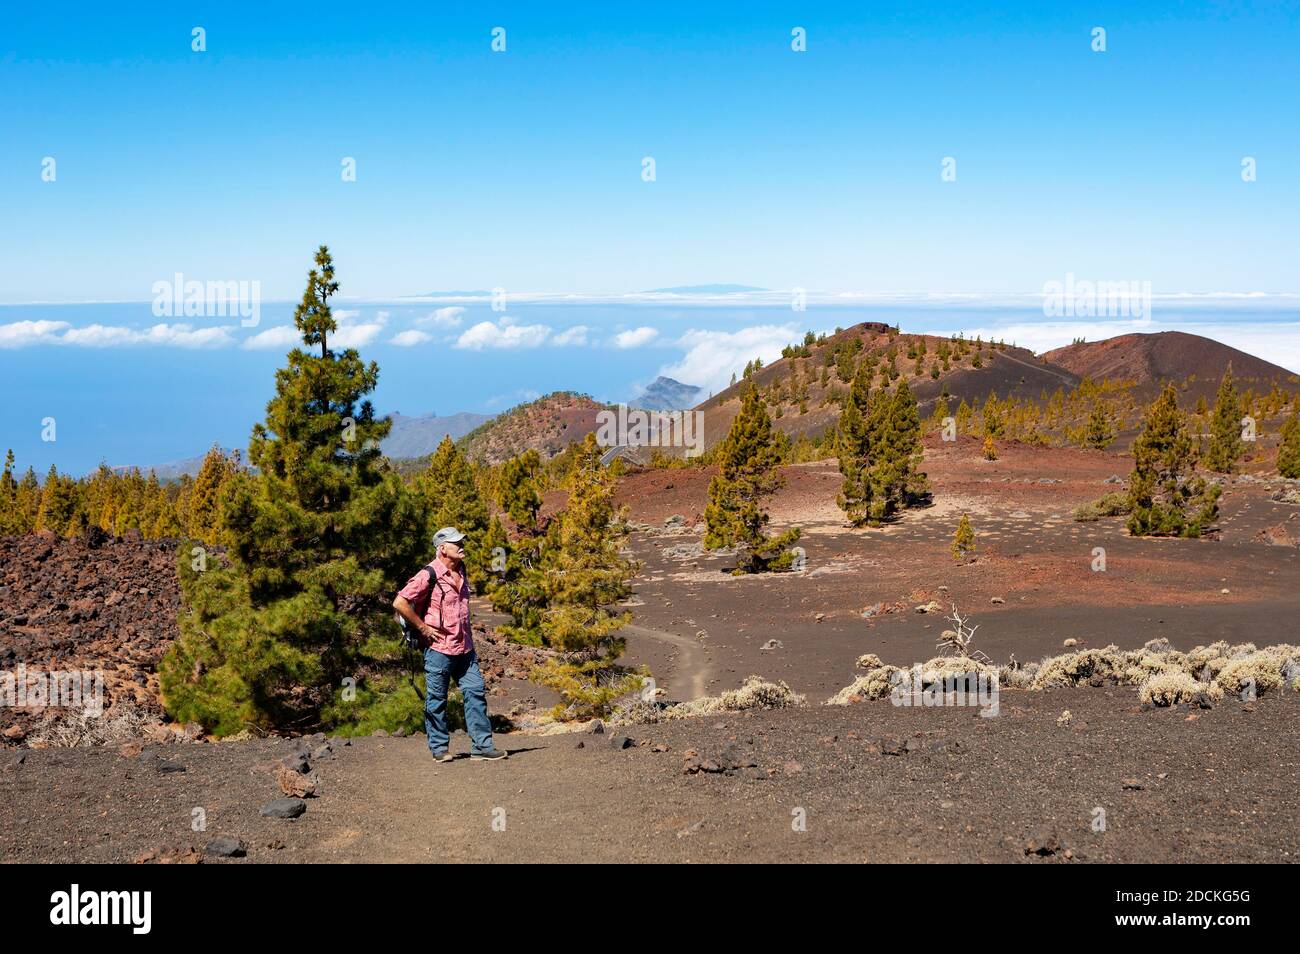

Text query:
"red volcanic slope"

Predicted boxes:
[[1043, 331, 1296, 389]]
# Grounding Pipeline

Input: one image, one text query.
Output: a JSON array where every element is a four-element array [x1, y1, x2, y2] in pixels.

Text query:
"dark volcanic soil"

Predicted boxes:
[[613, 437, 1300, 702], [3, 433, 1299, 863], [3, 688, 1296, 863]]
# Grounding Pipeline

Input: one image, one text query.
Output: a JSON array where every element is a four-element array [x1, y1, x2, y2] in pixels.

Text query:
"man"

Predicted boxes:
[[393, 526, 507, 762]]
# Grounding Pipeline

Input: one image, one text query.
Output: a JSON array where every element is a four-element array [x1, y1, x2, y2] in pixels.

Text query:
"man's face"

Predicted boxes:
[[440, 540, 465, 565]]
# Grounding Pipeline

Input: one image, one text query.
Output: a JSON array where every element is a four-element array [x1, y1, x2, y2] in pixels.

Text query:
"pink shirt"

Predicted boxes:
[[398, 557, 473, 655]]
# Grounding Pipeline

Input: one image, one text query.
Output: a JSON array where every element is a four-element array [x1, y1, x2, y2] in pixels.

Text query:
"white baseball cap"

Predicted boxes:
[[433, 527, 466, 547]]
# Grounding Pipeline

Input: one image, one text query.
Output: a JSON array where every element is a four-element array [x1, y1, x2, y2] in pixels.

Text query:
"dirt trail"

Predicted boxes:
[[995, 348, 1077, 385], [622, 622, 712, 700]]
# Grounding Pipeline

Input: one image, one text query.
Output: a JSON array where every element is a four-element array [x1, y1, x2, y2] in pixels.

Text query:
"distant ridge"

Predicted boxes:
[[458, 392, 609, 465], [381, 411, 493, 459], [645, 284, 767, 294], [409, 290, 492, 298], [109, 449, 235, 481], [630, 376, 704, 411]]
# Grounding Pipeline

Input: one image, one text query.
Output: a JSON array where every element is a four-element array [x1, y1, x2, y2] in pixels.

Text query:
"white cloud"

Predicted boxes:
[[241, 325, 301, 350], [416, 306, 466, 328], [389, 329, 433, 347], [455, 316, 551, 350], [659, 323, 801, 393], [0, 319, 234, 349], [0, 319, 71, 347], [332, 322, 385, 348], [136, 323, 237, 348], [612, 326, 659, 349], [551, 325, 590, 346]]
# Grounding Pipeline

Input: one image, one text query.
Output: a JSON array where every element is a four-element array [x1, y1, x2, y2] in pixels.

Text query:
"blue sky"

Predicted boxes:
[[1, 1, 1298, 473], [3, 1, 1297, 298]]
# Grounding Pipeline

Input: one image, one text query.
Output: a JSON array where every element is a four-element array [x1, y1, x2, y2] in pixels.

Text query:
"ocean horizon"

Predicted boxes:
[[3, 296, 1298, 476]]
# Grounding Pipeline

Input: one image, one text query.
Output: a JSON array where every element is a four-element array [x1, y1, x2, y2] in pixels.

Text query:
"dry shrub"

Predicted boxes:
[[826, 654, 903, 705], [1138, 671, 1223, 707], [831, 638, 1300, 707], [918, 656, 998, 683], [1215, 646, 1296, 697], [1073, 491, 1130, 522], [1030, 645, 1129, 689], [24, 701, 158, 748], [998, 660, 1039, 690], [1185, 641, 1234, 677], [617, 676, 805, 724]]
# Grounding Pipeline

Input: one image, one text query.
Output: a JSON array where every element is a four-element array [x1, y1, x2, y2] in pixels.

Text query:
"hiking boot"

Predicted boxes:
[[470, 747, 508, 761], [432, 750, 454, 763]]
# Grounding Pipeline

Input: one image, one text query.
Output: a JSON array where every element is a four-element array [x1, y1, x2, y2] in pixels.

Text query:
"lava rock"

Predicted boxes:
[[204, 836, 247, 858], [260, 798, 307, 819]]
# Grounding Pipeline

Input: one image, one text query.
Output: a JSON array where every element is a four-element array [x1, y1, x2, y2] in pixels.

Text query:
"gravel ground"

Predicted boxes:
[[4, 687, 1296, 863]]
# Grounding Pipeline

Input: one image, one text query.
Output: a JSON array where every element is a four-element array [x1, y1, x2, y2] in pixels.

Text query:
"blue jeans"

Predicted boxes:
[[423, 648, 494, 755]]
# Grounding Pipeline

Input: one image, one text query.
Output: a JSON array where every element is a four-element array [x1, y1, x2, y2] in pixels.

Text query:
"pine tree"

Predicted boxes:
[[160, 247, 426, 736], [1126, 384, 1220, 538], [838, 378, 929, 527], [15, 467, 40, 533], [836, 363, 885, 525], [955, 400, 973, 434], [705, 385, 800, 573], [530, 433, 643, 718], [188, 446, 238, 546], [489, 449, 551, 644], [983, 435, 997, 460], [415, 436, 495, 593], [1278, 407, 1300, 479], [1083, 401, 1117, 450], [835, 348, 855, 383], [1205, 364, 1244, 473], [952, 513, 976, 561], [36, 465, 80, 535], [930, 394, 951, 430], [0, 450, 19, 535], [868, 381, 930, 522], [140, 472, 172, 538], [982, 393, 1004, 437], [109, 469, 144, 536]]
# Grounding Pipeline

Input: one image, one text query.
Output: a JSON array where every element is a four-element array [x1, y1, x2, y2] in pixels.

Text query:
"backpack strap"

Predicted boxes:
[[418, 562, 448, 623]]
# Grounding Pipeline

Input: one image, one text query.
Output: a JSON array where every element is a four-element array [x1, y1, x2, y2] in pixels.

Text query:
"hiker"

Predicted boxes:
[[392, 526, 508, 762]]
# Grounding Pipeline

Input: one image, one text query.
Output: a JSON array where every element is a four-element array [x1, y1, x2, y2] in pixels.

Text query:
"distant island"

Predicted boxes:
[[406, 290, 493, 298], [645, 284, 767, 294]]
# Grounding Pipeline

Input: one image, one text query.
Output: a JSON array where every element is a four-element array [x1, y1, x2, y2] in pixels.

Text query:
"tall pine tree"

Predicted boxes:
[[1205, 364, 1244, 473], [530, 433, 643, 718], [188, 445, 240, 546], [160, 247, 426, 736], [1127, 384, 1220, 538], [704, 384, 800, 573], [836, 361, 885, 525], [837, 376, 928, 527], [36, 465, 81, 535], [0, 450, 20, 535], [489, 448, 551, 644], [1083, 401, 1117, 450]]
